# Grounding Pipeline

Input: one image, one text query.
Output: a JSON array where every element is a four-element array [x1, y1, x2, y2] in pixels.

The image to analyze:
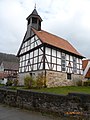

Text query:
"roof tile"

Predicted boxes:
[[82, 60, 90, 78], [2, 61, 19, 71], [32, 28, 83, 57]]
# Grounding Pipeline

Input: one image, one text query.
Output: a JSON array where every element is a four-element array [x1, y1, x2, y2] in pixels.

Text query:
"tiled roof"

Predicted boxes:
[[32, 28, 83, 57], [82, 60, 90, 78], [85, 68, 90, 78], [82, 60, 89, 70], [0, 72, 8, 79], [2, 61, 19, 71]]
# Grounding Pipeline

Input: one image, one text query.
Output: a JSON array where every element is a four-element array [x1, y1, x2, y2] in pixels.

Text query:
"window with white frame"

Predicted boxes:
[[73, 57, 77, 73], [61, 53, 66, 71]]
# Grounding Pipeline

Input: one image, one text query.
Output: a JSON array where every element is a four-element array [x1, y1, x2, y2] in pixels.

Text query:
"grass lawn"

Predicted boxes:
[[33, 86, 90, 95], [0, 84, 5, 87], [1, 85, 90, 95]]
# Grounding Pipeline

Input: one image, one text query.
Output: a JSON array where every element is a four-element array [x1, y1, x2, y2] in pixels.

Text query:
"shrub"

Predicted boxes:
[[6, 80, 13, 86], [73, 77, 83, 86], [24, 75, 35, 89], [76, 80, 82, 86], [13, 79, 18, 86], [83, 80, 90, 86], [36, 73, 46, 88]]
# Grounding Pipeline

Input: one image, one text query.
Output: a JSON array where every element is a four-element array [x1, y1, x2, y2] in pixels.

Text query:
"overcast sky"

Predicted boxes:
[[0, 0, 90, 59]]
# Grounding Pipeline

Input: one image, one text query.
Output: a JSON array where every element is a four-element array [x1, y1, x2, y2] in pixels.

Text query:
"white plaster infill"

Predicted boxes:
[[84, 61, 90, 76]]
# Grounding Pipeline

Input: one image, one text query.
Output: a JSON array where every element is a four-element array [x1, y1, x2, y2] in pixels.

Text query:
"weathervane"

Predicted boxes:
[[34, 3, 36, 9]]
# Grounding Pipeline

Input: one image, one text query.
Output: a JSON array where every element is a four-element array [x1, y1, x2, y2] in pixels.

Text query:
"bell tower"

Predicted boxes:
[[26, 5, 42, 38]]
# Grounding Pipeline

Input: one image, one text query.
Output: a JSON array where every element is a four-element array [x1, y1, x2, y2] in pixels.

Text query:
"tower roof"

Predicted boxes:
[[31, 8, 38, 15], [26, 8, 42, 21]]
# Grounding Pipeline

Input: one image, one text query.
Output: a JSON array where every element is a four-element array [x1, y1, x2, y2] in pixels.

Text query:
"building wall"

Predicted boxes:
[[0, 78, 7, 84], [18, 70, 45, 85], [19, 35, 43, 73], [18, 34, 83, 87], [45, 46, 83, 75], [18, 72, 30, 85], [18, 35, 83, 75], [0, 63, 4, 71], [18, 70, 83, 87], [46, 70, 83, 87]]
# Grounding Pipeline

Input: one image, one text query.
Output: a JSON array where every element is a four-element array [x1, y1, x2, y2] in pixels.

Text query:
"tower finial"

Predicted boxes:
[[34, 3, 36, 9]]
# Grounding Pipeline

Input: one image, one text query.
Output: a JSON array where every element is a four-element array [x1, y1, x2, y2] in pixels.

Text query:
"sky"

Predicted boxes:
[[0, 0, 90, 59]]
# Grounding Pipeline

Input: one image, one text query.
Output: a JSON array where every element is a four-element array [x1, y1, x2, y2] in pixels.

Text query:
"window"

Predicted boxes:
[[61, 53, 66, 71], [67, 73, 71, 80], [32, 17, 37, 23], [30, 73, 32, 77], [73, 57, 77, 73]]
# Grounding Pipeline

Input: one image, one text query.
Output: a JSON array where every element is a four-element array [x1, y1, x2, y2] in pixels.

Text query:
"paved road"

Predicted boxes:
[[0, 104, 88, 120], [0, 104, 60, 120]]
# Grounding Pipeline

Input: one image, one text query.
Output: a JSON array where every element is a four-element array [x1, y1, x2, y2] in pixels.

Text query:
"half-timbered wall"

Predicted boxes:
[[45, 47, 83, 75], [19, 35, 83, 76], [19, 35, 43, 73]]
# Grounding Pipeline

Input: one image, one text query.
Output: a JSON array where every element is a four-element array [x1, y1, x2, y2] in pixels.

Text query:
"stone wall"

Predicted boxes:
[[46, 71, 83, 87], [0, 88, 90, 117]]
